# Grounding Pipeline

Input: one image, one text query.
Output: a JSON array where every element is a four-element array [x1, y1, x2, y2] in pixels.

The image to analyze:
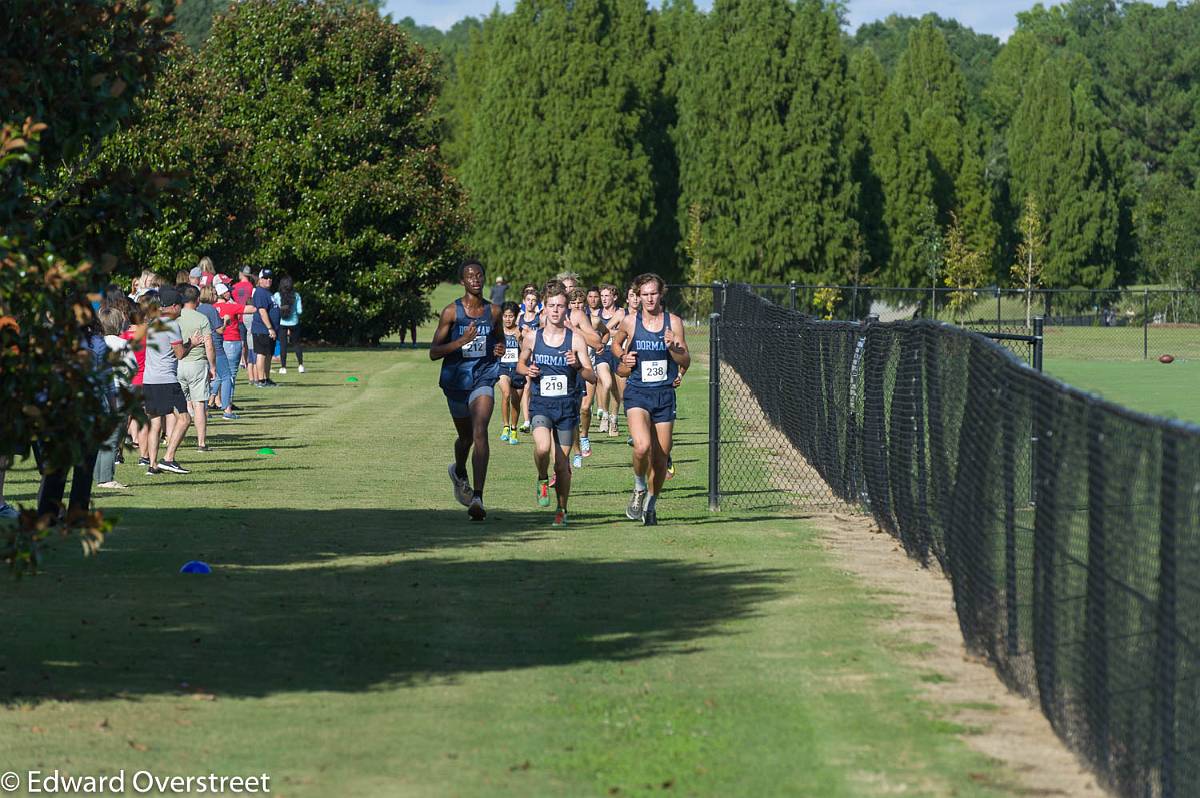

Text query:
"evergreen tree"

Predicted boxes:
[[873, 20, 996, 286], [460, 0, 661, 286], [1007, 54, 1120, 288], [847, 47, 888, 278], [675, 0, 858, 284]]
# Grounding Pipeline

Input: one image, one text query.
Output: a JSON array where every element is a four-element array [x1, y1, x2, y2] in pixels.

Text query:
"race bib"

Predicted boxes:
[[462, 335, 486, 359], [640, 358, 669, 383], [541, 374, 568, 397], [502, 347, 518, 364]]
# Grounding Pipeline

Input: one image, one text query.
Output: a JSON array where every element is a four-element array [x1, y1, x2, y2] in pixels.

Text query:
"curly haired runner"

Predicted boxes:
[[430, 260, 506, 521], [611, 273, 689, 526]]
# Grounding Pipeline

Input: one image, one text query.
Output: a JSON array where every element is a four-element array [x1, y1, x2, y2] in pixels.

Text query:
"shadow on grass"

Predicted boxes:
[[2, 508, 785, 704]]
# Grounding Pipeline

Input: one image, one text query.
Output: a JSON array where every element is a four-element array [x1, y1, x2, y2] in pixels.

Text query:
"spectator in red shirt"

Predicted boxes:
[[212, 281, 248, 420]]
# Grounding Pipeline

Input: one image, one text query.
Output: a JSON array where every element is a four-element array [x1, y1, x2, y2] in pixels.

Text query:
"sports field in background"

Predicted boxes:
[[2, 303, 1023, 796]]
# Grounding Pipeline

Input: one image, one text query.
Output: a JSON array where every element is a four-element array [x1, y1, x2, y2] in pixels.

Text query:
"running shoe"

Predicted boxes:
[[519, 421, 531, 433], [549, 471, 557, 488], [580, 436, 592, 457], [298, 365, 306, 373], [552, 509, 568, 528], [196, 444, 212, 453], [137, 456, 150, 467], [96, 481, 128, 490], [608, 417, 620, 437], [158, 460, 190, 474], [500, 425, 511, 443], [599, 413, 609, 433], [627, 436, 634, 447], [508, 430, 519, 445], [277, 367, 287, 375], [468, 496, 486, 521], [145, 466, 162, 476], [536, 480, 551, 507], [665, 457, 675, 480], [262, 379, 280, 388], [572, 453, 583, 469], [448, 463, 471, 507], [0, 502, 18, 520], [642, 505, 658, 526], [222, 412, 239, 420], [626, 489, 647, 521]]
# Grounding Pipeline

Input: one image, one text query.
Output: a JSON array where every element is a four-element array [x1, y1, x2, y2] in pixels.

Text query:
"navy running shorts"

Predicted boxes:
[[623, 384, 676, 424]]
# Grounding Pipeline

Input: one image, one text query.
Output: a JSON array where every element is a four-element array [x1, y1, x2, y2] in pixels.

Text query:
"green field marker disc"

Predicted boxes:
[[258, 447, 276, 455], [346, 376, 360, 383]]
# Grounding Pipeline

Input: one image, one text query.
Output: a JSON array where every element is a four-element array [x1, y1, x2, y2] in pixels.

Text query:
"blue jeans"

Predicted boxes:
[[219, 340, 242, 409]]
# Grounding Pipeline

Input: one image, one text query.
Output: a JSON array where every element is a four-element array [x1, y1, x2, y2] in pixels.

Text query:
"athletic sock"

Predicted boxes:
[[634, 474, 648, 491]]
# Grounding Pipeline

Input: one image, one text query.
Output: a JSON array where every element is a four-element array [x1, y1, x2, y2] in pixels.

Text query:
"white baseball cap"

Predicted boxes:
[[214, 281, 230, 296]]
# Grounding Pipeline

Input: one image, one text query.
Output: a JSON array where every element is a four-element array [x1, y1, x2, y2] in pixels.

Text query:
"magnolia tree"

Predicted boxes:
[[118, 0, 468, 344]]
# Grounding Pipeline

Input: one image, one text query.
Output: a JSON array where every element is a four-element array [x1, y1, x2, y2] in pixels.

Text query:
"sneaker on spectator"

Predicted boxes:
[[297, 365, 306, 373], [0, 502, 18, 520], [196, 445, 212, 453], [138, 456, 150, 467], [158, 460, 190, 474], [277, 367, 287, 375], [96, 481, 129, 490], [262, 379, 280, 388], [146, 466, 162, 476], [222, 411, 239, 421]]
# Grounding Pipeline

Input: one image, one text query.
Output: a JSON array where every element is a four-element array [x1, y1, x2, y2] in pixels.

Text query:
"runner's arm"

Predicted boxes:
[[516, 331, 538, 377], [613, 316, 637, 377], [666, 314, 691, 372], [573, 332, 596, 385], [571, 309, 603, 350], [429, 305, 468, 361]]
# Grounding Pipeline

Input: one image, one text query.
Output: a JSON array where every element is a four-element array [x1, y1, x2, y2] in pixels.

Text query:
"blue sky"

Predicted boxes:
[[382, 0, 1037, 40]]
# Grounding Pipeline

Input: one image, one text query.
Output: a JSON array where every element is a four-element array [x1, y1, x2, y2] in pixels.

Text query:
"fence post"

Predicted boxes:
[[1157, 434, 1179, 798], [1032, 316, 1044, 373], [1030, 317, 1044, 506], [1003, 382, 1019, 657], [1144, 288, 1150, 360], [708, 312, 721, 512], [996, 288, 1002, 333], [789, 281, 797, 311]]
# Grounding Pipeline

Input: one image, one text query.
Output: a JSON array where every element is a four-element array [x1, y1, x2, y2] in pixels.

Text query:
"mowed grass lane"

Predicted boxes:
[[3, 338, 1017, 796]]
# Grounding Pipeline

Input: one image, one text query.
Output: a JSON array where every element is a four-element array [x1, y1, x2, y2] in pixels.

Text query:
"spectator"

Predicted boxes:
[[212, 281, 247, 420], [233, 266, 257, 383], [251, 268, 279, 388], [142, 287, 201, 475], [125, 293, 154, 465], [198, 285, 227, 409], [274, 275, 304, 374], [175, 268, 191, 287], [198, 256, 217, 287], [95, 306, 135, 490], [0, 457, 16, 521], [178, 284, 218, 452], [490, 275, 508, 306]]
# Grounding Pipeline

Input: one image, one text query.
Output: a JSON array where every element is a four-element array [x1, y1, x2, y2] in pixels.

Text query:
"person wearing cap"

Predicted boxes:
[[188, 266, 203, 286], [142, 286, 203, 475], [251, 268, 279, 387], [212, 280, 247, 419]]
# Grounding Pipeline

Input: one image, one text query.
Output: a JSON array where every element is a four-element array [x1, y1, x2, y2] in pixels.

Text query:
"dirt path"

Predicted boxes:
[[721, 365, 1110, 797]]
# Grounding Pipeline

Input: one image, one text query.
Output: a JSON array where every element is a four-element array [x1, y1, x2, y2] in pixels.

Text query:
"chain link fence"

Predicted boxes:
[[707, 283, 1200, 798]]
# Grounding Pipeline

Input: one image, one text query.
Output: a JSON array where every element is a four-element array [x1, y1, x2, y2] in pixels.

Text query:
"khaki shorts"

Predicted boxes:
[[177, 359, 210, 403]]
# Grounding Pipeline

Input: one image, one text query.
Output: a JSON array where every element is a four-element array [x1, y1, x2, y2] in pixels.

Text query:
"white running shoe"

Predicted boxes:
[[448, 463, 471, 507], [277, 367, 287, 374], [298, 365, 305, 373], [468, 496, 486, 521], [96, 481, 129, 490]]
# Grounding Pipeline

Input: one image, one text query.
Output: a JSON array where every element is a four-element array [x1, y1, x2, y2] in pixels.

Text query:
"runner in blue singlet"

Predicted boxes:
[[595, 283, 622, 437], [430, 260, 506, 521], [497, 302, 526, 446], [517, 281, 595, 528], [611, 273, 689, 526], [516, 284, 541, 433]]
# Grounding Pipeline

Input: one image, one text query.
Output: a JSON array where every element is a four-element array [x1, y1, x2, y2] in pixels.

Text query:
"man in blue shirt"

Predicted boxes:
[[251, 268, 279, 388]]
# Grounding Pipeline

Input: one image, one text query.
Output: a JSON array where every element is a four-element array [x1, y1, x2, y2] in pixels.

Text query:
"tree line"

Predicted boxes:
[[393, 0, 1200, 299]]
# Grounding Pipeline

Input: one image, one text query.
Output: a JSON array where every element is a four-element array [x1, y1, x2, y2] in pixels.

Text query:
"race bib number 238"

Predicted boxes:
[[641, 359, 668, 383]]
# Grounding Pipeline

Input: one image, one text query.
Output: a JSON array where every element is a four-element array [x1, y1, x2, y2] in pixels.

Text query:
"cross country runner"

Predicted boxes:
[[516, 283, 541, 434], [611, 273, 689, 525], [595, 283, 623, 437], [497, 301, 526, 445], [518, 280, 596, 527], [567, 287, 596, 469], [430, 260, 506, 521]]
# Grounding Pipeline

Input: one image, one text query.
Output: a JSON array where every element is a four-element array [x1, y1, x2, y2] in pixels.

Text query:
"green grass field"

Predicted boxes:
[[1, 306, 1021, 796]]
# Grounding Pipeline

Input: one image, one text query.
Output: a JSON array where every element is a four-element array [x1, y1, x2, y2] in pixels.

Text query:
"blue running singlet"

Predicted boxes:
[[438, 298, 499, 394], [529, 328, 577, 400], [624, 311, 678, 391]]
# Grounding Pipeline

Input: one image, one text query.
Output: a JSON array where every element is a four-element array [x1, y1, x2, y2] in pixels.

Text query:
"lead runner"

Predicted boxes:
[[611, 273, 689, 525], [429, 260, 506, 521]]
